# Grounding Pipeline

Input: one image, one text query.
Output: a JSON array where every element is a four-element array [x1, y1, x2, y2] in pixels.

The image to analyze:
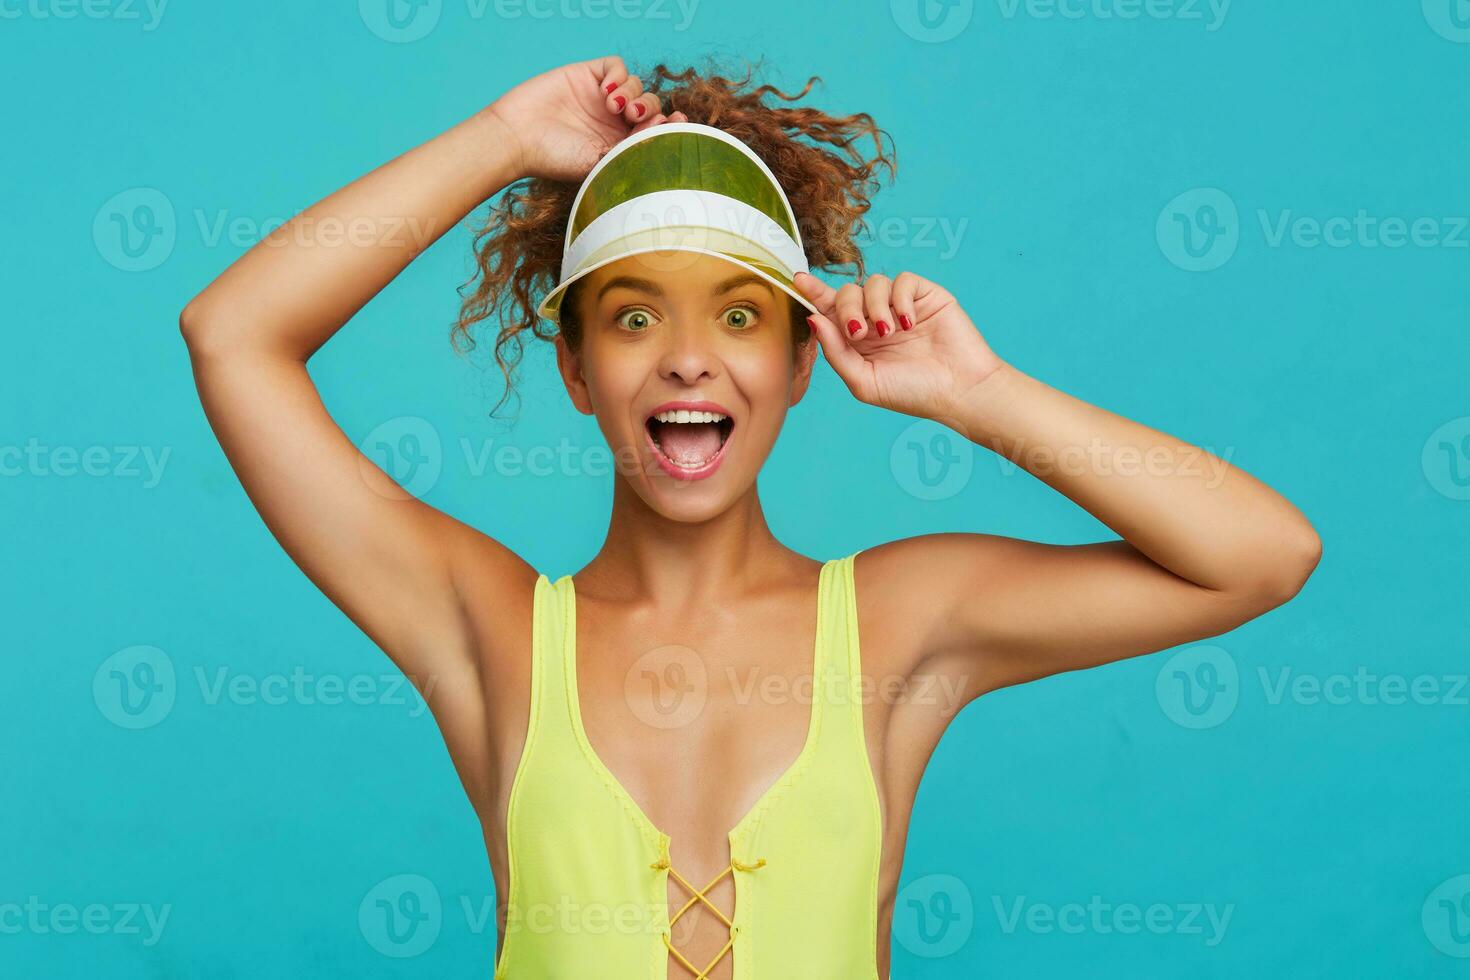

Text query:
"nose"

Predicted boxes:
[[656, 320, 720, 386]]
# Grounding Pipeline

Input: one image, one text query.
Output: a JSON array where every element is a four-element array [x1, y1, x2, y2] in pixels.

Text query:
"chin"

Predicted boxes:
[[639, 464, 748, 517], [625, 444, 759, 521]]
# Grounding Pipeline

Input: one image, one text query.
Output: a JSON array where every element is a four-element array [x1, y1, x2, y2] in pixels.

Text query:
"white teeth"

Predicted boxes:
[[652, 409, 728, 424]]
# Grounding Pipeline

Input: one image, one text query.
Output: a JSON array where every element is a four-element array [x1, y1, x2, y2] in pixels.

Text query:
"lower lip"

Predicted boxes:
[[644, 423, 733, 482]]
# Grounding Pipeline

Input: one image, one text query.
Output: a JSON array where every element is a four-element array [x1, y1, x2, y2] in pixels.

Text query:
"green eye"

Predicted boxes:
[[616, 308, 656, 332], [723, 305, 759, 329]]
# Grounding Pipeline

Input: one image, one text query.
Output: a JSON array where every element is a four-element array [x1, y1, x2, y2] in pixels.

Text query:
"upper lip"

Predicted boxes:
[[644, 399, 734, 422]]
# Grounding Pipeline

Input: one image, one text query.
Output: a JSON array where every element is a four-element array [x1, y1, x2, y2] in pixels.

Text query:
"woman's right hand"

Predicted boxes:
[[487, 55, 689, 183]]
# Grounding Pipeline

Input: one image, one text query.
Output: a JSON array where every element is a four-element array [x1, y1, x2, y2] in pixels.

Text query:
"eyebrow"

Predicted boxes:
[[595, 271, 777, 303]]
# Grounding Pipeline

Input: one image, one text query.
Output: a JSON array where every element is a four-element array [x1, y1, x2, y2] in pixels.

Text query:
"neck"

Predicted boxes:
[[577, 475, 805, 607]]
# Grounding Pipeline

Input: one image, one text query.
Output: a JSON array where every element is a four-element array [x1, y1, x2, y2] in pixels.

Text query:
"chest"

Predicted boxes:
[[572, 590, 825, 849], [486, 559, 927, 980]]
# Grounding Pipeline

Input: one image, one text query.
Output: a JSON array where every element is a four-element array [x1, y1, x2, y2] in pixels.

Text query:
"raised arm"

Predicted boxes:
[[179, 56, 681, 804], [796, 269, 1322, 703]]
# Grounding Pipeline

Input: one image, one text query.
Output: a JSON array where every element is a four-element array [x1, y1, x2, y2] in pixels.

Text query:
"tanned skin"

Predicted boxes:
[[181, 54, 1321, 979]]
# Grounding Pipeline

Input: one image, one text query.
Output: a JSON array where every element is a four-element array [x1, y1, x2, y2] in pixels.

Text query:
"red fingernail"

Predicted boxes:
[[899, 314, 913, 330], [635, 103, 645, 117], [614, 96, 626, 111], [605, 81, 617, 93], [806, 315, 818, 334], [876, 319, 890, 337], [847, 319, 862, 336]]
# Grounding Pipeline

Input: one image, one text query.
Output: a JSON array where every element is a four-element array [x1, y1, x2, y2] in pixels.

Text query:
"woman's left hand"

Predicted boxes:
[[793, 270, 1005, 424]]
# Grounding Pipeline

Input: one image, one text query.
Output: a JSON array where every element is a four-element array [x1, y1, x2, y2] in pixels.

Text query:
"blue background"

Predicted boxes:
[[4, 1, 1468, 976]]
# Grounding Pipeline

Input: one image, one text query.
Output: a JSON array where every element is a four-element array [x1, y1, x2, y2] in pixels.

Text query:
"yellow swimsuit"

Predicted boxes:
[[494, 551, 884, 979]]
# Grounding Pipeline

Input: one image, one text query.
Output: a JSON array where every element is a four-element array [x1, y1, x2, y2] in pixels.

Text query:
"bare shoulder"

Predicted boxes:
[[850, 533, 1018, 679], [855, 532, 1026, 581]]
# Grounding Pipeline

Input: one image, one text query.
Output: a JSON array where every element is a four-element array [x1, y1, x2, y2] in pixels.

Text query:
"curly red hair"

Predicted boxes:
[[453, 55, 897, 417]]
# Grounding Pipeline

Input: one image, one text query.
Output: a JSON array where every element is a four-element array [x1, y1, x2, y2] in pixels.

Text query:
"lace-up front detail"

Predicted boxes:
[[651, 855, 767, 978]]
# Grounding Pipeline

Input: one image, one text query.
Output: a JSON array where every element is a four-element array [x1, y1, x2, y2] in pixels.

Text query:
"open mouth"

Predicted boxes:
[[644, 408, 735, 480]]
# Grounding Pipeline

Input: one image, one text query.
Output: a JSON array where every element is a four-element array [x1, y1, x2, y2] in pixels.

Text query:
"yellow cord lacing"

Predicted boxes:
[[650, 855, 767, 978]]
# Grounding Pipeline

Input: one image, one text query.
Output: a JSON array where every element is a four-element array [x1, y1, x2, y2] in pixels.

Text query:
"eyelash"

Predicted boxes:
[[614, 307, 654, 331], [723, 303, 760, 329], [615, 303, 761, 332]]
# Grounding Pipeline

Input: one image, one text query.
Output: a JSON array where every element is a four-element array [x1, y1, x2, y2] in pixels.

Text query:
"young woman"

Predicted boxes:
[[181, 54, 1321, 979]]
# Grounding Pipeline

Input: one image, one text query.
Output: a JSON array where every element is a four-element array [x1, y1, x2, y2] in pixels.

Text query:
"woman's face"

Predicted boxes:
[[556, 250, 816, 519]]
